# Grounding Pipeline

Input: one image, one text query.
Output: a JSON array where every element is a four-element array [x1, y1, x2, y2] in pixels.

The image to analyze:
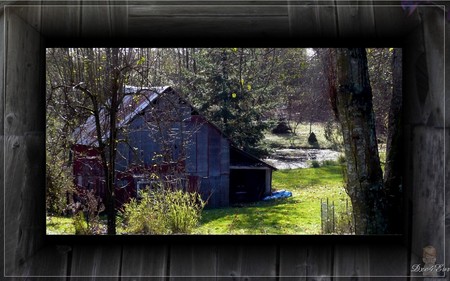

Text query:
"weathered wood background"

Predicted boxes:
[[0, 1, 448, 279]]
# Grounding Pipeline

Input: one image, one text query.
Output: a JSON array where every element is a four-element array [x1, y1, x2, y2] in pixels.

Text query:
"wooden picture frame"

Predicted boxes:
[[1, 2, 447, 278]]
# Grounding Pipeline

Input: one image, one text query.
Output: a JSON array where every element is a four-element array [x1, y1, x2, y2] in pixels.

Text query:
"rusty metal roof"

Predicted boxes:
[[73, 86, 170, 146]]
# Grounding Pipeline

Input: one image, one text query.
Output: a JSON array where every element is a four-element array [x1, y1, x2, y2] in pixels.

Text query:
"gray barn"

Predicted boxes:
[[73, 86, 276, 207]]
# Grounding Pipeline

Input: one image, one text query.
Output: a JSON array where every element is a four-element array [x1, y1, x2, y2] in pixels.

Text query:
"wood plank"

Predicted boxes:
[[368, 244, 408, 278], [81, 2, 128, 38], [196, 124, 208, 176], [287, 1, 338, 39], [279, 244, 332, 280], [129, 5, 288, 17], [336, 2, 376, 38], [120, 244, 168, 280], [16, 245, 69, 279], [4, 135, 46, 276], [409, 126, 446, 276], [0, 11, 3, 134], [446, 128, 450, 279], [41, 3, 81, 38], [208, 127, 220, 177], [4, 11, 45, 276], [0, 13, 4, 278], [333, 244, 370, 279], [169, 244, 216, 280], [5, 11, 44, 136], [372, 4, 421, 39], [403, 24, 427, 125], [6, 2, 41, 32], [420, 6, 445, 127], [128, 16, 289, 39], [70, 244, 122, 280], [217, 244, 277, 280]]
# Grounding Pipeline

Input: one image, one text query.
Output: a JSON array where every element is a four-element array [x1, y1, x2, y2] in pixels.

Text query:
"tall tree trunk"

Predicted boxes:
[[383, 48, 403, 233], [334, 48, 386, 234], [105, 48, 120, 235]]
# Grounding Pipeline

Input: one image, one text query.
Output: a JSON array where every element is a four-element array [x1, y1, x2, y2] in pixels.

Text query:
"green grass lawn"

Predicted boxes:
[[46, 216, 76, 235], [262, 122, 335, 150], [46, 164, 349, 235], [195, 164, 349, 235]]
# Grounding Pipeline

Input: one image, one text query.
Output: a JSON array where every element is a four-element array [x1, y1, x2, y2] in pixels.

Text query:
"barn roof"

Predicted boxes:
[[230, 146, 277, 170], [73, 86, 171, 146], [73, 85, 275, 170]]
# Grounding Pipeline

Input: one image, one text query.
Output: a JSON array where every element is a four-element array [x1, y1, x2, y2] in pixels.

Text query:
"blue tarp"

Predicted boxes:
[[262, 190, 292, 201]]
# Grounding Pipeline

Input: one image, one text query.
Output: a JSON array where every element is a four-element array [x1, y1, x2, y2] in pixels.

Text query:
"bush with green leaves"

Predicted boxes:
[[122, 187, 206, 234], [46, 152, 76, 215]]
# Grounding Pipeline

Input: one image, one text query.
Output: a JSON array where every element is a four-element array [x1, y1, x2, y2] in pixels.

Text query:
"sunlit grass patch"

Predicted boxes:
[[196, 165, 349, 235], [46, 215, 76, 235]]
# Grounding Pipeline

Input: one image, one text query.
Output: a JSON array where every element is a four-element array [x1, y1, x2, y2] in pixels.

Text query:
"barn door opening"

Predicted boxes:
[[229, 169, 266, 204]]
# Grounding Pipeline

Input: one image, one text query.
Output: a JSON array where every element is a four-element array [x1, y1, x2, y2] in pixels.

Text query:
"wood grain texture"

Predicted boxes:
[[409, 126, 445, 273], [6, 2, 41, 32], [4, 135, 46, 276], [420, 7, 445, 127], [336, 1, 376, 38], [0, 2, 448, 280], [216, 244, 277, 280], [279, 244, 333, 280], [4, 11, 45, 277], [5, 12, 44, 135], [120, 243, 168, 280], [372, 3, 421, 38], [70, 244, 122, 280], [0, 12, 4, 279], [128, 3, 289, 38], [446, 128, 450, 280], [16, 245, 69, 279], [80, 1, 128, 38], [41, 3, 81, 38], [368, 244, 408, 278], [333, 244, 370, 278], [169, 244, 217, 279], [287, 1, 338, 38]]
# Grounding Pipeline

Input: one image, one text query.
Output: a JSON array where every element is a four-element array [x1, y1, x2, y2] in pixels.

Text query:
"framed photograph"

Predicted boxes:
[[45, 47, 404, 237]]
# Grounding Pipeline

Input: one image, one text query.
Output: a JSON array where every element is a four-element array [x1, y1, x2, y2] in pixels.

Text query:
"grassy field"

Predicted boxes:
[[46, 164, 349, 235], [195, 164, 348, 235], [261, 122, 335, 150]]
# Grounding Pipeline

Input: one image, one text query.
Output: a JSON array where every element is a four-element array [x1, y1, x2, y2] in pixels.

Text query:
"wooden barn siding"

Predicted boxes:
[[0, 2, 448, 279]]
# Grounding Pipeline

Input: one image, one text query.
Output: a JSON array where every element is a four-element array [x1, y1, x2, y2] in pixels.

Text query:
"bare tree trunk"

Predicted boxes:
[[105, 48, 120, 235], [334, 48, 386, 234], [383, 48, 403, 233]]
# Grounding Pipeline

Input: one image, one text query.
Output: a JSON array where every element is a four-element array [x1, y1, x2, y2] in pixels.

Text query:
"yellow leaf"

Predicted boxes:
[[247, 84, 252, 91], [231, 93, 237, 98], [389, 48, 394, 52], [240, 79, 244, 86], [232, 48, 238, 52]]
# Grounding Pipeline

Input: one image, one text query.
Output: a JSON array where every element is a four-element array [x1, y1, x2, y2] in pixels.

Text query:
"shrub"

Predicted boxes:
[[73, 212, 89, 235], [321, 159, 338, 166], [308, 132, 318, 145], [311, 160, 321, 168], [324, 121, 343, 151], [70, 189, 105, 235], [122, 187, 206, 234], [46, 152, 76, 215]]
